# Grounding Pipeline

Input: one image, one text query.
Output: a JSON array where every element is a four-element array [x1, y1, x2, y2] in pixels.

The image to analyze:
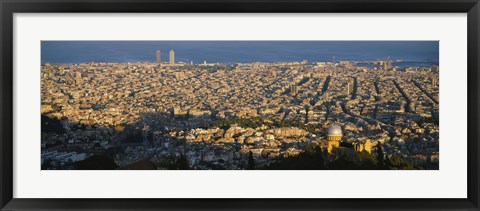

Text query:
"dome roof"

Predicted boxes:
[[327, 124, 343, 136]]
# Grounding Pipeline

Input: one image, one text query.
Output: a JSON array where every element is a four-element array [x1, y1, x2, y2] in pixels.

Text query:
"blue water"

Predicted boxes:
[[41, 41, 439, 65]]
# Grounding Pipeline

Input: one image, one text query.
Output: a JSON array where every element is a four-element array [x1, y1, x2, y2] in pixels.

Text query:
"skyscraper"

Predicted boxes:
[[330, 56, 336, 76], [156, 50, 161, 63], [383, 57, 392, 71], [169, 50, 175, 64], [75, 72, 82, 86], [290, 85, 298, 96]]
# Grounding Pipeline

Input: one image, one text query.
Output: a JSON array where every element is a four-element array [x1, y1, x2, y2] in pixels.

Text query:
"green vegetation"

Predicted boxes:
[[267, 144, 420, 170], [375, 145, 387, 169], [386, 154, 417, 170], [271, 119, 322, 135], [155, 155, 190, 170], [74, 155, 118, 170], [247, 151, 255, 170], [41, 114, 66, 134], [212, 117, 266, 130], [328, 151, 379, 170], [200, 64, 236, 73], [175, 154, 190, 170], [268, 145, 326, 170]]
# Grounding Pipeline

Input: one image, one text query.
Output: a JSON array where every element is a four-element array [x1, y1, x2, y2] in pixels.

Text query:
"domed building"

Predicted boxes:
[[325, 124, 342, 153], [322, 124, 374, 154], [326, 124, 343, 141], [320, 124, 374, 157]]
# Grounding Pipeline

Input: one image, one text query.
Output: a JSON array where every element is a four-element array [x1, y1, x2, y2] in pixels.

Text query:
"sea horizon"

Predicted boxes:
[[41, 41, 439, 67]]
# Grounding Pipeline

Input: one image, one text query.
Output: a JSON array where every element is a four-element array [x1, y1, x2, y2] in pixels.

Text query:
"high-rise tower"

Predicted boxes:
[[330, 56, 336, 76], [75, 72, 82, 86], [169, 50, 175, 64], [156, 50, 161, 63], [347, 83, 351, 95], [290, 85, 298, 96], [383, 56, 392, 71]]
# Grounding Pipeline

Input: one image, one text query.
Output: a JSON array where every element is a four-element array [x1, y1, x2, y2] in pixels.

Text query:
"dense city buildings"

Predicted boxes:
[[41, 49, 439, 170]]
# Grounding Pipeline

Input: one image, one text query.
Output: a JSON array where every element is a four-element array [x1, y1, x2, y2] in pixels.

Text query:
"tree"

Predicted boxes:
[[328, 155, 357, 169], [389, 154, 404, 168], [175, 154, 190, 170], [74, 155, 118, 170], [356, 151, 379, 169], [267, 145, 326, 170], [41, 114, 66, 134], [375, 144, 387, 169], [247, 151, 255, 170], [387, 154, 416, 170]]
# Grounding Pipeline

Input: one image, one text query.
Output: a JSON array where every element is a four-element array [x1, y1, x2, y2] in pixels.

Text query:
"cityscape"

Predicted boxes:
[[41, 41, 439, 170]]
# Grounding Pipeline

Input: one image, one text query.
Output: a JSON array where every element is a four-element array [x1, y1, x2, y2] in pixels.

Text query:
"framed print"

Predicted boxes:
[[1, 0, 479, 210]]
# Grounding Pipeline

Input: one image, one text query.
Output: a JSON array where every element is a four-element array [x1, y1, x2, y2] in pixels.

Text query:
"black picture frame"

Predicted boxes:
[[1, 0, 479, 210]]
